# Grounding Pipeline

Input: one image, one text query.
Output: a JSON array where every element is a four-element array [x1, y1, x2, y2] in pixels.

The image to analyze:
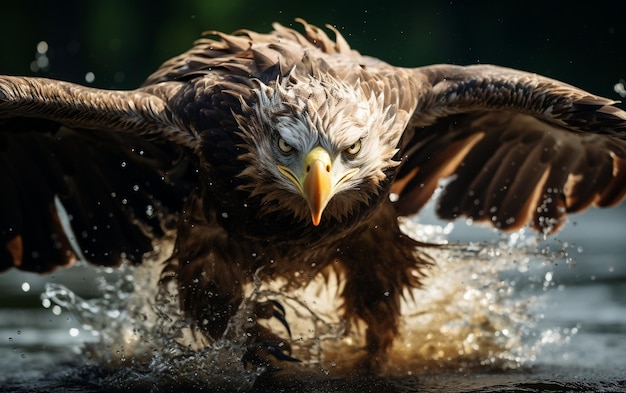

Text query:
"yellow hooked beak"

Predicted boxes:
[[302, 147, 332, 226], [277, 146, 358, 226]]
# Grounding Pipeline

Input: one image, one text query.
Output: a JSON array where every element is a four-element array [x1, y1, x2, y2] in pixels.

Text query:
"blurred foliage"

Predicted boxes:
[[0, 0, 624, 99]]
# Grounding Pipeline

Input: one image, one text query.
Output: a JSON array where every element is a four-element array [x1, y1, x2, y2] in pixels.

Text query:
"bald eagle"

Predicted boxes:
[[1, 20, 625, 370]]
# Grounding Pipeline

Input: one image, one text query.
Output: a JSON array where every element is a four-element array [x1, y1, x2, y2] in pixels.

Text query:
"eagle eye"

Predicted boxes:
[[344, 140, 362, 156], [278, 137, 294, 153]]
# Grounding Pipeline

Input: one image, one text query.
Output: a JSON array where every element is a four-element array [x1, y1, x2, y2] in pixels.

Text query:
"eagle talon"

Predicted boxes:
[[242, 340, 300, 369], [264, 342, 300, 363], [253, 300, 292, 337], [242, 323, 299, 371], [271, 300, 292, 338]]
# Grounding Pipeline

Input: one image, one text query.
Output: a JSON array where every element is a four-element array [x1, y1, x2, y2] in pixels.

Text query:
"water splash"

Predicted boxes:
[[40, 218, 576, 387]]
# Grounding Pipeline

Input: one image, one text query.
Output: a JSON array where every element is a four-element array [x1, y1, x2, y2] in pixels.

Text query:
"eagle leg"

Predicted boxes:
[[175, 240, 297, 367], [341, 263, 403, 370], [171, 195, 296, 368], [337, 203, 427, 371]]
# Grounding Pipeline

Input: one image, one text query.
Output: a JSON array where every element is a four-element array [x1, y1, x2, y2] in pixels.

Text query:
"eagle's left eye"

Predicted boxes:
[[278, 137, 294, 153], [344, 140, 362, 156]]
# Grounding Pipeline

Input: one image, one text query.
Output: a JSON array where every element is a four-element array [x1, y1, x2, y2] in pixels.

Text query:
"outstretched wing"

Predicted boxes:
[[392, 64, 626, 232], [0, 77, 196, 273], [0, 20, 358, 273]]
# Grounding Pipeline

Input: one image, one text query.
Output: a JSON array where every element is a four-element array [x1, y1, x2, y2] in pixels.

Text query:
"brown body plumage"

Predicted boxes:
[[1, 20, 626, 371]]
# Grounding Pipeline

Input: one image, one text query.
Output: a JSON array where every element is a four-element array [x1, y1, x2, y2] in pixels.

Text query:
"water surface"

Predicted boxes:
[[1, 207, 625, 392]]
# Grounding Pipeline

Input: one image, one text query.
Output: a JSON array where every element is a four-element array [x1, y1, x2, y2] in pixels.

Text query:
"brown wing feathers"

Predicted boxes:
[[394, 96, 626, 233], [0, 118, 191, 273]]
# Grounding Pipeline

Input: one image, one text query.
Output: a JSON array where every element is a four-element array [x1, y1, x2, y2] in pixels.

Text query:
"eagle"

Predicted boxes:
[[1, 19, 626, 371]]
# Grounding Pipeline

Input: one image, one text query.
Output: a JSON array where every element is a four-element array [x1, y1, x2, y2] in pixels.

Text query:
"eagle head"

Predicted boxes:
[[233, 72, 407, 227]]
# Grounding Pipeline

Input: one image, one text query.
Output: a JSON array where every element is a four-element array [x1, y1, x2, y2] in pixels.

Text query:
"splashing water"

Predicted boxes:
[[40, 217, 575, 388]]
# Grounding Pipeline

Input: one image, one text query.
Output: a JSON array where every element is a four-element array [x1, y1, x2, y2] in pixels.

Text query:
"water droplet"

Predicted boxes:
[[36, 41, 48, 54], [36, 56, 49, 69], [52, 305, 62, 315], [544, 272, 553, 282], [85, 72, 95, 83]]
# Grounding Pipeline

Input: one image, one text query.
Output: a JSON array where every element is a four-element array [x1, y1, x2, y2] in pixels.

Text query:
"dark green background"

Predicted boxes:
[[0, 0, 624, 100]]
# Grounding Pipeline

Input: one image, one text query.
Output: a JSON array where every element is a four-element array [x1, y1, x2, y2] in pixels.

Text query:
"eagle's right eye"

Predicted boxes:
[[344, 139, 362, 156], [278, 137, 294, 153]]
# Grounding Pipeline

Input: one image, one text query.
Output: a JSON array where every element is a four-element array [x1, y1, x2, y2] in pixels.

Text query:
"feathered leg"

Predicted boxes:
[[338, 202, 428, 371], [163, 194, 294, 367]]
